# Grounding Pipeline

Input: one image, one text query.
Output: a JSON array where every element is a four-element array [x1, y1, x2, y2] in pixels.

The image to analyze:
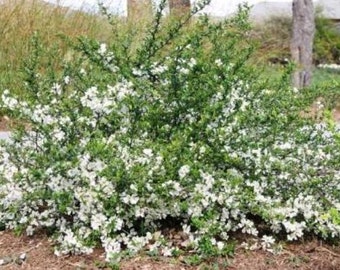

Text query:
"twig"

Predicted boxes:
[[65, 261, 86, 269], [23, 241, 43, 253], [316, 246, 340, 257]]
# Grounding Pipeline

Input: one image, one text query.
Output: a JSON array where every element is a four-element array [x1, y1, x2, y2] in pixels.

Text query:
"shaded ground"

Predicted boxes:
[[0, 231, 339, 269]]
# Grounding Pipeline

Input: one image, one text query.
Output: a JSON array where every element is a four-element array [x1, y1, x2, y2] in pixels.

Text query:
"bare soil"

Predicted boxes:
[[0, 117, 10, 131], [332, 106, 340, 123], [0, 231, 340, 270]]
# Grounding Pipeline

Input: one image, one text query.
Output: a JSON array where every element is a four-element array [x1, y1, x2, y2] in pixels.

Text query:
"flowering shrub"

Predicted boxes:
[[1, 0, 340, 263], [318, 63, 340, 72]]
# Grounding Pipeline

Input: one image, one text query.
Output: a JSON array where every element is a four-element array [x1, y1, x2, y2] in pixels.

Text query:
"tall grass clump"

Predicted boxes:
[[0, 0, 114, 95], [1, 0, 340, 264], [251, 15, 292, 63]]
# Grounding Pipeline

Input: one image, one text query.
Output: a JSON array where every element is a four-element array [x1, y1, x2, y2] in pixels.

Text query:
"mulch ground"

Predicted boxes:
[[0, 117, 10, 131], [0, 230, 339, 269]]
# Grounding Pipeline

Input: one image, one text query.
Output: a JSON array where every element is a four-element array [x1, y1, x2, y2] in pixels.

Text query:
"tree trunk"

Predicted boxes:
[[291, 0, 315, 88], [127, 0, 152, 22], [168, 0, 191, 16]]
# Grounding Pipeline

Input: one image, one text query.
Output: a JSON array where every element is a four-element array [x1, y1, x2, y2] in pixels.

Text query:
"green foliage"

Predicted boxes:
[[314, 15, 340, 64], [184, 254, 203, 266]]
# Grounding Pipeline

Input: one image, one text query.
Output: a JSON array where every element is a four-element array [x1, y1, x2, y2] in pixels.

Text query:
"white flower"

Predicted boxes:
[[53, 129, 65, 141], [276, 142, 293, 150], [122, 193, 139, 205], [1, 92, 18, 109], [51, 83, 62, 95], [91, 213, 107, 230], [316, 100, 324, 110], [151, 63, 168, 74], [178, 165, 190, 179], [188, 58, 197, 68], [26, 226, 34, 236], [98, 43, 107, 55], [292, 87, 299, 93], [199, 146, 206, 154], [132, 68, 143, 76], [283, 221, 306, 241], [3, 186, 22, 204], [64, 76, 70, 85], [261, 235, 275, 250], [161, 246, 174, 257], [215, 59, 223, 67], [182, 224, 191, 235], [217, 241, 224, 250], [318, 63, 340, 70], [143, 148, 153, 157], [107, 82, 135, 101], [179, 67, 189, 74]]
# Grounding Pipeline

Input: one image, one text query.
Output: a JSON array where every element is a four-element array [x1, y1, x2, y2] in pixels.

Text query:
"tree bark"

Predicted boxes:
[[291, 0, 315, 88], [127, 0, 152, 22], [168, 0, 191, 16]]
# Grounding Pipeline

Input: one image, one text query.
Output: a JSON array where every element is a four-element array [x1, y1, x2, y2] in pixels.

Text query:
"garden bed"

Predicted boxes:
[[1, 3, 340, 268]]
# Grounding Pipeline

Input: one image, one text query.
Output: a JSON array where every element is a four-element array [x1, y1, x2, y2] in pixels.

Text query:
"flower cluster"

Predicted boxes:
[[318, 63, 340, 71]]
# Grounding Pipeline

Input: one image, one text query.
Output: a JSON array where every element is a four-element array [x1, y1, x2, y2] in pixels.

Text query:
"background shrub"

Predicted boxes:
[[251, 11, 340, 65]]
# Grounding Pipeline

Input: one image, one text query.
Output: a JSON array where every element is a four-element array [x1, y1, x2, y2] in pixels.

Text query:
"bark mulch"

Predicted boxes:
[[0, 117, 10, 132], [0, 230, 340, 269]]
